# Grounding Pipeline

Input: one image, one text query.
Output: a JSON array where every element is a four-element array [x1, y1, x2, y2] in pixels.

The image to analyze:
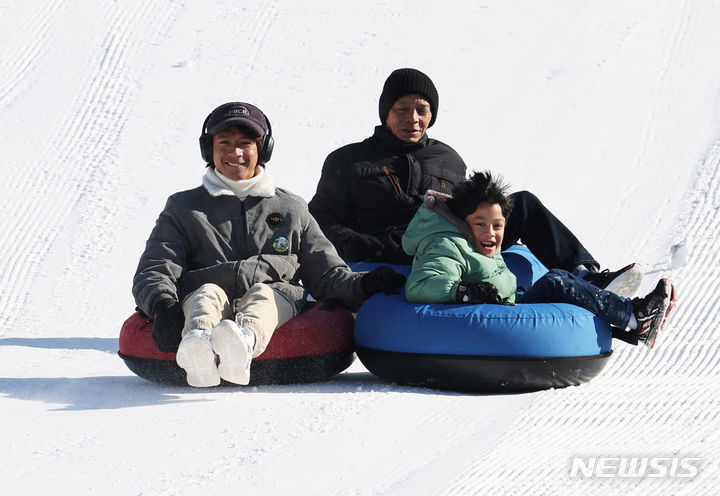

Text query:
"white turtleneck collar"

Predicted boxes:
[[202, 166, 276, 199]]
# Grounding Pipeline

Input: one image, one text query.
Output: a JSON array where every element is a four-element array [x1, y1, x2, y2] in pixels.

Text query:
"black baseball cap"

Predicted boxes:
[[205, 102, 269, 137]]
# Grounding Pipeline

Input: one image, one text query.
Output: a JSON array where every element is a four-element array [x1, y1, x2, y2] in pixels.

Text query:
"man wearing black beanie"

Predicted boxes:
[[309, 68, 642, 295], [310, 68, 461, 265], [378, 68, 439, 129]]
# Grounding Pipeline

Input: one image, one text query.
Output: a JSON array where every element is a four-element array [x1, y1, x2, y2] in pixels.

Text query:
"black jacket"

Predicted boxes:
[[309, 126, 466, 264]]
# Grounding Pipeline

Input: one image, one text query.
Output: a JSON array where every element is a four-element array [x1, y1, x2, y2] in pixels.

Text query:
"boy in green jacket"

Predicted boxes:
[[402, 171, 678, 348]]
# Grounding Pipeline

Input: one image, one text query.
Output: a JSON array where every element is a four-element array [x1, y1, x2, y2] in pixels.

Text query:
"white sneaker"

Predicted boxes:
[[211, 318, 255, 386], [605, 263, 645, 298], [175, 329, 221, 387], [584, 263, 645, 298]]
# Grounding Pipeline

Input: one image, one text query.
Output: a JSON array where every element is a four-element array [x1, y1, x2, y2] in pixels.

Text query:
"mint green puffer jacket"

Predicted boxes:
[[401, 205, 517, 304]]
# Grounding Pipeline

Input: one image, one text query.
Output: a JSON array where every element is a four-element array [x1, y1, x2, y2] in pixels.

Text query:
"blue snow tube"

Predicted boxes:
[[351, 245, 613, 392]]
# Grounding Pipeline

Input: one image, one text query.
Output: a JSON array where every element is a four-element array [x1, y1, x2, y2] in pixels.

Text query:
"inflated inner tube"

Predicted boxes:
[[119, 301, 356, 386], [353, 245, 613, 392]]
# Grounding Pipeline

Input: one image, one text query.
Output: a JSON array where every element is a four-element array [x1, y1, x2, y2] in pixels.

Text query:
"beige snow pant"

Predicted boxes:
[[181, 282, 295, 357]]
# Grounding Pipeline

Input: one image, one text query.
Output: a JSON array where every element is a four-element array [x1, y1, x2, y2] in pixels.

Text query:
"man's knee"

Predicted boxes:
[[182, 283, 230, 317], [190, 283, 229, 302], [181, 283, 231, 332], [510, 190, 541, 211], [235, 283, 293, 317]]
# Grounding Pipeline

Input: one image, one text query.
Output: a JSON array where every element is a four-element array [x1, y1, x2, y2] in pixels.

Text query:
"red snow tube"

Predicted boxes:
[[118, 302, 356, 386]]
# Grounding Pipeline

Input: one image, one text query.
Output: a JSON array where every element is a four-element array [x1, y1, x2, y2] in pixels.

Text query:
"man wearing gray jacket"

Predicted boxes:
[[133, 102, 404, 387]]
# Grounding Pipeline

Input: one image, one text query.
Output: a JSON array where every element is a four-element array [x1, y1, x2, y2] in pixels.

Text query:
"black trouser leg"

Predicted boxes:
[[502, 190, 599, 271], [611, 327, 640, 345]]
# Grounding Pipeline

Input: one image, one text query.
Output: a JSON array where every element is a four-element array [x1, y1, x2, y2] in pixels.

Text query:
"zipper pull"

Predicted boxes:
[[382, 165, 403, 198]]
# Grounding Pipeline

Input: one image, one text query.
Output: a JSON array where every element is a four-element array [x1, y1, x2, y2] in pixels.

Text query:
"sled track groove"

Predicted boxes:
[[0, 4, 129, 329], [609, 139, 720, 382], [0, 0, 64, 109], [245, 1, 280, 70], [0, 1, 180, 334], [600, 0, 698, 253]]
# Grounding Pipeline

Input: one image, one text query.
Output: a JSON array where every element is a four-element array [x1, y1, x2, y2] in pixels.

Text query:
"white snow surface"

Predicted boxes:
[[1, 1, 720, 494]]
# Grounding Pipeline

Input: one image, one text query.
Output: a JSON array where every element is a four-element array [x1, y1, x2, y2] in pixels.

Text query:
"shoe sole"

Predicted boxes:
[[661, 282, 679, 331], [605, 264, 644, 298], [643, 279, 674, 350], [212, 321, 252, 386], [176, 332, 221, 387]]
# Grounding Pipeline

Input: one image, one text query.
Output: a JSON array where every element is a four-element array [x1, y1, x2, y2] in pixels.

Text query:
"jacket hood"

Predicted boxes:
[[403, 190, 478, 257], [403, 204, 475, 258]]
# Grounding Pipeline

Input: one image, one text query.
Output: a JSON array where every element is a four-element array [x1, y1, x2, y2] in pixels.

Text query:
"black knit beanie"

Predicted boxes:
[[378, 68, 439, 128]]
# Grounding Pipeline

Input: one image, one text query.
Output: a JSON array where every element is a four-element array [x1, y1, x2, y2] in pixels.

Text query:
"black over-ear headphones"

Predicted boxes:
[[199, 108, 274, 165]]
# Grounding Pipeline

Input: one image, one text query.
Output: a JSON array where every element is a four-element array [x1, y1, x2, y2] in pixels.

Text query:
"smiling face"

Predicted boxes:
[[464, 202, 506, 258], [385, 94, 432, 143], [212, 126, 261, 181]]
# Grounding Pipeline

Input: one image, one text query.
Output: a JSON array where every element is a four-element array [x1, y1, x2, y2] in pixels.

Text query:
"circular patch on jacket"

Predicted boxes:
[[266, 213, 284, 227], [273, 237, 289, 253]]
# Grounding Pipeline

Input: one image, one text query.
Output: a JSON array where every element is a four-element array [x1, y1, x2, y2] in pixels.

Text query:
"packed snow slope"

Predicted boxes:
[[1, 1, 720, 494]]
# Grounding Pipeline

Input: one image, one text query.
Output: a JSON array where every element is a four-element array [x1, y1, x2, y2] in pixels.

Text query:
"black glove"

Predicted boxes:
[[151, 297, 185, 352], [362, 266, 407, 295], [456, 281, 504, 305], [376, 229, 413, 265], [341, 232, 386, 262]]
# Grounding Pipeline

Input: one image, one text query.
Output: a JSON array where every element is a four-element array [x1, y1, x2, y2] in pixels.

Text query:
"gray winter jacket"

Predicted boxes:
[[132, 171, 369, 317]]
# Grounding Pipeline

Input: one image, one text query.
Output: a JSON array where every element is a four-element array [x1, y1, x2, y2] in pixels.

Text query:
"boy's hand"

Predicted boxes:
[[456, 281, 503, 304]]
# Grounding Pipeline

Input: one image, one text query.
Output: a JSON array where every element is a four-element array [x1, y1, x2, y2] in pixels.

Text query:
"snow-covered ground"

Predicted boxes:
[[1, 1, 720, 494]]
